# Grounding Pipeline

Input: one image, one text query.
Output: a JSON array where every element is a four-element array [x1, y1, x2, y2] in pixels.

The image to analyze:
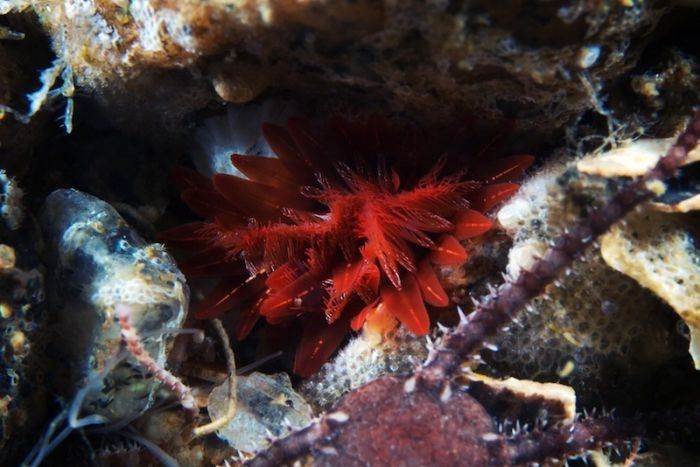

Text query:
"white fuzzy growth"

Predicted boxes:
[[27, 59, 65, 116], [497, 168, 559, 235], [21, 58, 75, 133], [0, 170, 24, 230], [129, 1, 196, 53], [403, 376, 416, 393], [63, 0, 119, 56], [326, 411, 349, 423], [158, 9, 197, 52], [192, 100, 296, 177], [299, 327, 428, 410], [0, 0, 30, 14], [128, 0, 163, 52]]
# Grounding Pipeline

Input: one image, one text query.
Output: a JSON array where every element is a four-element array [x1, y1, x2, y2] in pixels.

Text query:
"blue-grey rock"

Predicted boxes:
[[40, 188, 188, 421], [208, 372, 313, 453]]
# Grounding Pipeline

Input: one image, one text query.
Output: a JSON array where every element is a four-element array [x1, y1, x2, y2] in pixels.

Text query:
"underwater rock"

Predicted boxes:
[[208, 372, 313, 453], [9, 0, 675, 135], [39, 188, 188, 421], [490, 159, 686, 408], [0, 173, 47, 465], [299, 327, 427, 412], [601, 210, 700, 368], [311, 376, 507, 467], [572, 136, 700, 367]]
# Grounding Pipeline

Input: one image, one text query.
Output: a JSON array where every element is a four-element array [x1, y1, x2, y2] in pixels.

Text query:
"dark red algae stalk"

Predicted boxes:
[[160, 116, 533, 376]]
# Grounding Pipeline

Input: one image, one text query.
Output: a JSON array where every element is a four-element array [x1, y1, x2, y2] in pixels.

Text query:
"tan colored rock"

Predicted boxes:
[[577, 138, 700, 213], [464, 372, 577, 423], [600, 210, 700, 368], [649, 194, 700, 213], [28, 0, 378, 87], [576, 137, 700, 177]]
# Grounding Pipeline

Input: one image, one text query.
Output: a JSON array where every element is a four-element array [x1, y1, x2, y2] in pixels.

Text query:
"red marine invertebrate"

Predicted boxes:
[[161, 116, 533, 376], [250, 112, 700, 467]]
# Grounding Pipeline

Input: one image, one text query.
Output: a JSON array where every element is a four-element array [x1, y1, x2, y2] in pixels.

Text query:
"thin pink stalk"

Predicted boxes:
[[115, 303, 197, 420]]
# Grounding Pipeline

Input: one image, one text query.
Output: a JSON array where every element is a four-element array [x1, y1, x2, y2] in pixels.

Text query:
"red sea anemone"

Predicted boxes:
[[161, 115, 533, 376]]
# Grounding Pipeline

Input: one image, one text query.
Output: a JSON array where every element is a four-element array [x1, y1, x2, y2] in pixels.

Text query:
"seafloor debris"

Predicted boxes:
[[39, 189, 188, 422], [208, 372, 313, 453]]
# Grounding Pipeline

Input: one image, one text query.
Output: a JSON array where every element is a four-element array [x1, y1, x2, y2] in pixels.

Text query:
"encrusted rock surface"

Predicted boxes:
[[7, 0, 696, 139], [0, 173, 47, 466], [40, 188, 188, 421], [601, 210, 700, 368], [490, 158, 689, 408], [300, 327, 427, 412], [312, 377, 507, 467]]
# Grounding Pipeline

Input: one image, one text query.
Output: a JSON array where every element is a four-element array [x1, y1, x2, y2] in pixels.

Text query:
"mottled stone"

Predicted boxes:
[[491, 161, 685, 408], [312, 377, 507, 467], [208, 372, 313, 453], [40, 188, 188, 421]]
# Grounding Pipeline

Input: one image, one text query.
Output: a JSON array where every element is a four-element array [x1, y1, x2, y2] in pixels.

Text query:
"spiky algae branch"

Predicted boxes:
[[416, 111, 700, 389], [248, 111, 700, 466]]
